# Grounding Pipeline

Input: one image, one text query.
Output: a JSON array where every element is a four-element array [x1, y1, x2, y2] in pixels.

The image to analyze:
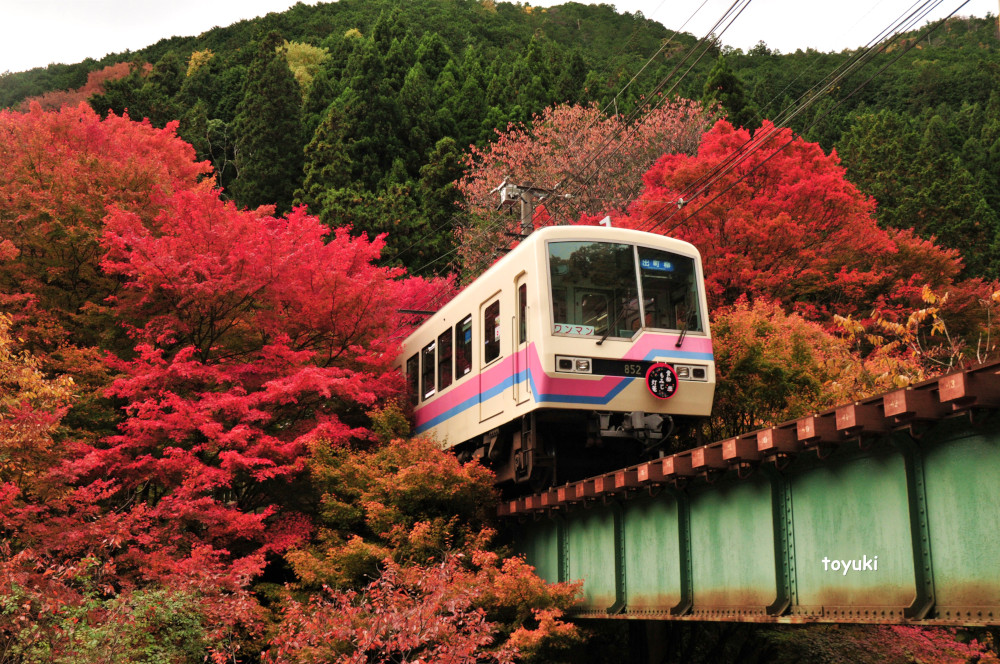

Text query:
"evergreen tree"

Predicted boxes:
[[398, 62, 436, 169], [839, 109, 921, 229], [212, 64, 248, 124], [556, 51, 588, 104], [231, 31, 305, 213], [415, 136, 463, 270], [383, 38, 412, 93], [372, 8, 405, 54], [90, 64, 179, 127], [841, 110, 999, 278], [148, 50, 186, 98], [432, 59, 461, 140], [454, 70, 487, 146], [907, 115, 1000, 277], [339, 38, 403, 190], [295, 102, 353, 215], [415, 32, 454, 81], [702, 54, 756, 130]]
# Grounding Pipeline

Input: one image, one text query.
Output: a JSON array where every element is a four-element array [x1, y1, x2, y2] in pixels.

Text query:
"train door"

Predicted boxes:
[[514, 275, 531, 406], [479, 293, 504, 422]]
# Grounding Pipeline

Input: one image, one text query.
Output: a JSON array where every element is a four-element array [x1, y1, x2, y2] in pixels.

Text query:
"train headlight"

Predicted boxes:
[[672, 363, 709, 381], [555, 355, 593, 374]]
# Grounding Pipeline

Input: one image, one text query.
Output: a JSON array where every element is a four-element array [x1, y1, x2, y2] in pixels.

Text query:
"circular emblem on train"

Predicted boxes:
[[645, 363, 678, 399]]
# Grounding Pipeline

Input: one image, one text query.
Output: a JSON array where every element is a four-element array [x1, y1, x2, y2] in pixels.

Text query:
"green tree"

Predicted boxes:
[[295, 102, 353, 214], [415, 32, 453, 81], [414, 137, 464, 272], [702, 54, 756, 130], [90, 63, 179, 127], [907, 114, 1000, 276], [556, 50, 588, 104], [338, 39, 403, 190], [838, 109, 921, 227], [231, 31, 305, 212], [840, 110, 1000, 277]]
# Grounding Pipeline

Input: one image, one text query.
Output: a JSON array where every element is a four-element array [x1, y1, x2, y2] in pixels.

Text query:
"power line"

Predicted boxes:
[[643, 0, 971, 237], [379, 0, 703, 270], [638, 0, 956, 234]]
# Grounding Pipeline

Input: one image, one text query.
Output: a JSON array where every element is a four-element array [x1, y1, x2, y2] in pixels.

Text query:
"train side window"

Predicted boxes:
[[456, 315, 472, 377], [484, 300, 501, 364], [406, 354, 419, 406], [518, 284, 527, 344], [437, 328, 453, 390], [421, 341, 436, 401]]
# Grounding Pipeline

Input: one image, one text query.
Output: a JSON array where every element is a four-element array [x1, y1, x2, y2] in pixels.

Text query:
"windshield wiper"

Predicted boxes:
[[675, 309, 695, 348]]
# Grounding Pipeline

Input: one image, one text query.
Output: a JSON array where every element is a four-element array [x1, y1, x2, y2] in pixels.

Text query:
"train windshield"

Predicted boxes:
[[548, 240, 702, 338]]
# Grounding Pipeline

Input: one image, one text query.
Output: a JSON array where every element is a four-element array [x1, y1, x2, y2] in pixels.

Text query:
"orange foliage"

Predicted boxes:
[[18, 62, 148, 111]]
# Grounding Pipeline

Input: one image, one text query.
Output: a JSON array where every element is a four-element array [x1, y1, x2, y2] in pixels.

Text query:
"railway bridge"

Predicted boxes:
[[501, 361, 1000, 626]]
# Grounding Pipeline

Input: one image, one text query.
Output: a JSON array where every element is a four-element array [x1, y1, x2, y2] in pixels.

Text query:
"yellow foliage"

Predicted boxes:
[[0, 313, 75, 483], [834, 282, 999, 387], [280, 40, 330, 92], [834, 314, 864, 338], [344, 28, 363, 40], [186, 49, 214, 77]]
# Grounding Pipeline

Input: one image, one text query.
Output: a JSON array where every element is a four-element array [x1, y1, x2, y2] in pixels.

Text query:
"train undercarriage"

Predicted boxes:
[[457, 409, 703, 492]]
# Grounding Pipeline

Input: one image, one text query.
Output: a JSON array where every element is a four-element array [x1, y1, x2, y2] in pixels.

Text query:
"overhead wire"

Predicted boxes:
[[389, 0, 970, 341], [643, 0, 971, 236], [378, 0, 682, 271], [545, 0, 954, 234], [382, 0, 736, 296], [391, 0, 953, 324], [541, 0, 755, 208], [631, 0, 938, 217], [636, 0, 954, 234], [454, 0, 754, 259]]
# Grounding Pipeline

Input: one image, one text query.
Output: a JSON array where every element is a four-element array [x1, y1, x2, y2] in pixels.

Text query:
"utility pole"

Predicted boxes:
[[492, 180, 570, 236]]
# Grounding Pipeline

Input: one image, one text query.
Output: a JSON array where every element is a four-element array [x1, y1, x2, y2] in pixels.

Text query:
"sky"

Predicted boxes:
[[1, 0, 997, 74]]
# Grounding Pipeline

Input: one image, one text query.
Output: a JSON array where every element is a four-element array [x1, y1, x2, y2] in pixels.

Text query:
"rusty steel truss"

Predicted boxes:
[[501, 361, 1000, 625]]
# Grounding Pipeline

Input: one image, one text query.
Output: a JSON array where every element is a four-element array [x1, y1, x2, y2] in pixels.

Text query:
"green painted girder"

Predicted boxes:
[[506, 362, 1000, 625]]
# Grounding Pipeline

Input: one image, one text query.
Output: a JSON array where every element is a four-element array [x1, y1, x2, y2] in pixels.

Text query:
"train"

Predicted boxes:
[[399, 225, 716, 487]]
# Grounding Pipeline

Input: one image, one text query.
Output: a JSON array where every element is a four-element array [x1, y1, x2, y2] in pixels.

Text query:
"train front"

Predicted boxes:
[[529, 228, 715, 459]]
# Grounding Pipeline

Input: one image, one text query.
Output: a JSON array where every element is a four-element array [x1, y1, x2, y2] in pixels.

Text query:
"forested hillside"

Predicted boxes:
[[2, 1, 997, 277]]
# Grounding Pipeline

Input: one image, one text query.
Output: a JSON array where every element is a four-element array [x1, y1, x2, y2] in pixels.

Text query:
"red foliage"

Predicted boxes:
[[264, 556, 517, 664], [268, 547, 582, 664], [0, 105, 450, 657], [456, 100, 713, 274], [621, 119, 973, 320], [0, 102, 213, 367], [49, 190, 443, 583]]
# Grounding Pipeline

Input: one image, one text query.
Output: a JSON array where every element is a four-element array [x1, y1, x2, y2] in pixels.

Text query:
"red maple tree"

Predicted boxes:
[[619, 119, 985, 321]]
